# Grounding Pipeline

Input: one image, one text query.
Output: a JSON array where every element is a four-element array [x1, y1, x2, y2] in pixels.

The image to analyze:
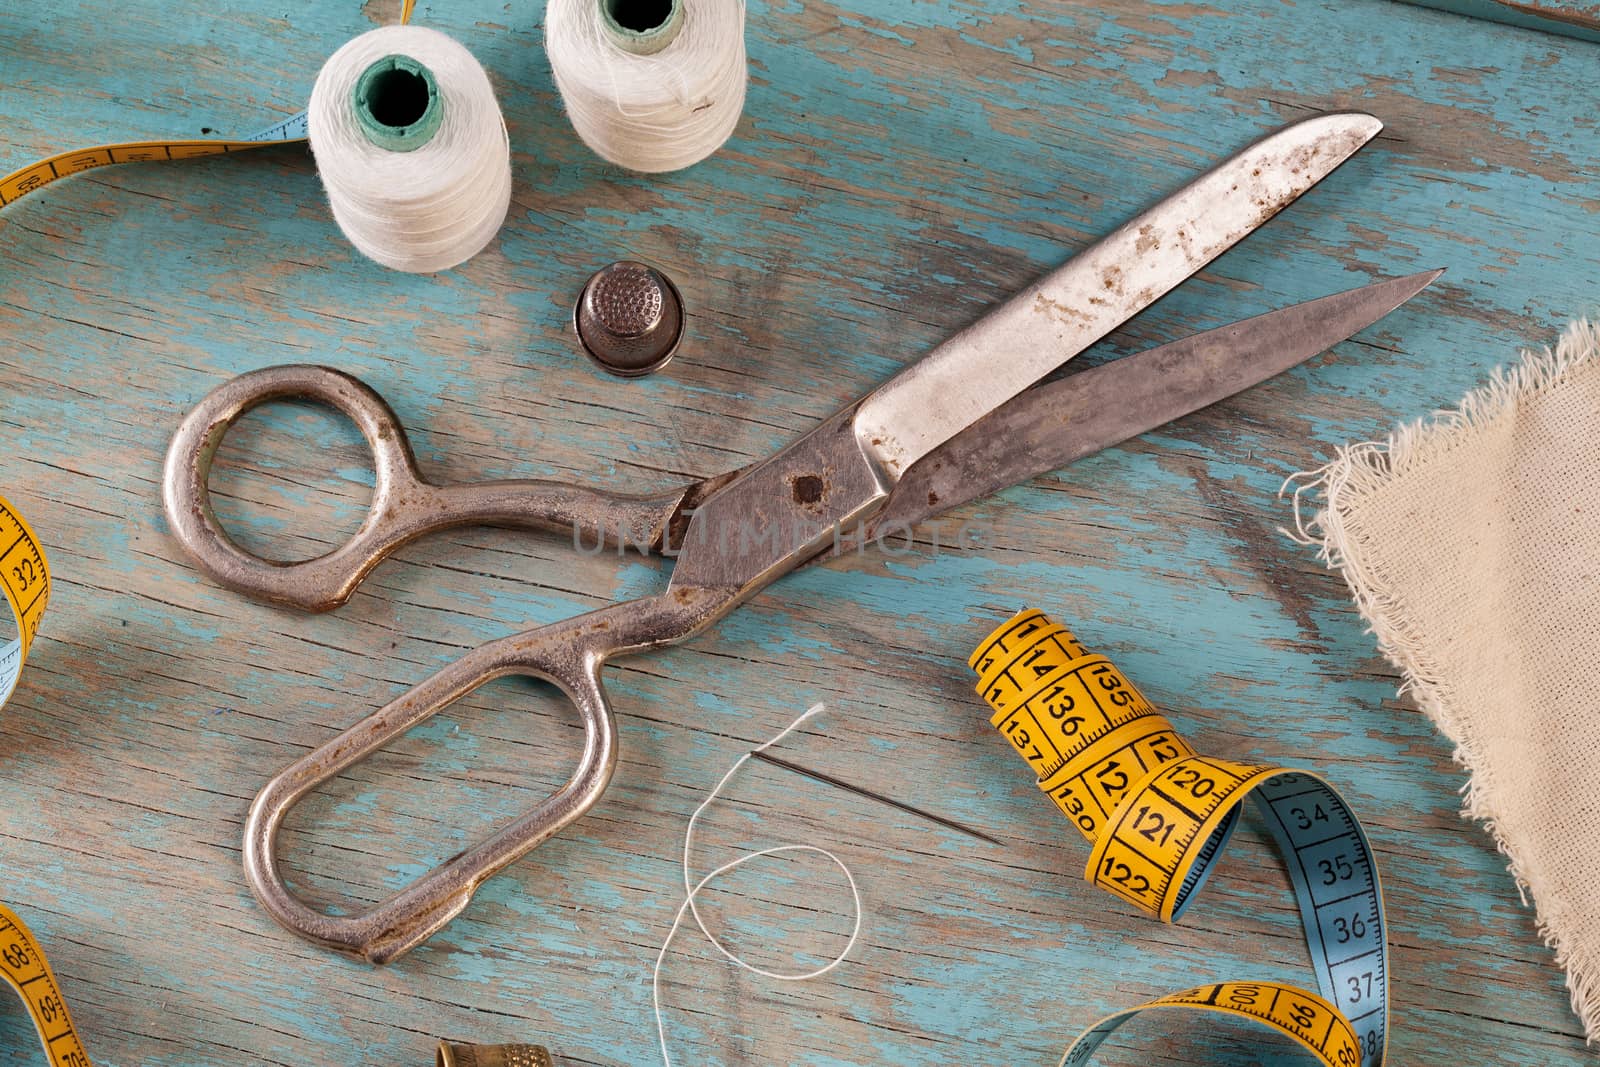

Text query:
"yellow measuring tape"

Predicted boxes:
[[1, 494, 49, 710], [0, 497, 71, 1062], [971, 609, 1388, 1067], [6, 6, 426, 1060], [0, 905, 90, 1067], [0, 121, 309, 210], [0, 0, 415, 213]]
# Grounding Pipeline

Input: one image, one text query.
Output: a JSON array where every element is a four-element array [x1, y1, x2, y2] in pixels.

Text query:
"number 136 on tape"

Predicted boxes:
[[971, 610, 1388, 1067]]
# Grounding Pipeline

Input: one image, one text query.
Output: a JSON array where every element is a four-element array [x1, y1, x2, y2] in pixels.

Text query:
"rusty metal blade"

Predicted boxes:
[[851, 112, 1384, 482], [666, 114, 1385, 593], [864, 270, 1442, 537]]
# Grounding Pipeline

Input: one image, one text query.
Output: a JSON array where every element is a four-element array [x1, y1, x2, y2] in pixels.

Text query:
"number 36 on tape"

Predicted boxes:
[[971, 610, 1388, 1067]]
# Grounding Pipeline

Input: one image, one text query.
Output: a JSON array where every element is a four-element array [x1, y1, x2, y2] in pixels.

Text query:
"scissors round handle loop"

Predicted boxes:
[[165, 364, 701, 614], [162, 364, 434, 612]]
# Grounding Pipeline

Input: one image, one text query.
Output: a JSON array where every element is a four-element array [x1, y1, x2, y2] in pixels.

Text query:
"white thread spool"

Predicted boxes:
[[545, 0, 747, 173], [308, 26, 512, 273]]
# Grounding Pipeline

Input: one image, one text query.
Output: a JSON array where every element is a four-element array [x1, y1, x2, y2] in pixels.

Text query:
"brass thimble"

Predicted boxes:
[[436, 1041, 553, 1067]]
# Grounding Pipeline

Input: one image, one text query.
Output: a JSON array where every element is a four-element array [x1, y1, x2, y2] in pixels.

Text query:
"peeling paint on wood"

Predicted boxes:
[[1, 0, 1599, 1065]]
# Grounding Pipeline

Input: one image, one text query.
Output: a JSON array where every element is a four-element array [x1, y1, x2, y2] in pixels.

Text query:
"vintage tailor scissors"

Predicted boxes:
[[163, 112, 1439, 963]]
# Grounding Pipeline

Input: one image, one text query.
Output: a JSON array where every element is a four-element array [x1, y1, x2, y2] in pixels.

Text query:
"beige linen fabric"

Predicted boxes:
[[1290, 319, 1600, 1039]]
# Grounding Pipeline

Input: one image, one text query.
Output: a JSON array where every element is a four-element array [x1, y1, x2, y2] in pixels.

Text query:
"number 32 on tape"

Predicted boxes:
[[971, 610, 1388, 1067], [1, 494, 49, 710], [0, 501, 74, 1062]]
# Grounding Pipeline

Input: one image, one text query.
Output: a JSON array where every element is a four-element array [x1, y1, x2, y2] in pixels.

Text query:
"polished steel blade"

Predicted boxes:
[[852, 112, 1384, 481], [863, 270, 1441, 537]]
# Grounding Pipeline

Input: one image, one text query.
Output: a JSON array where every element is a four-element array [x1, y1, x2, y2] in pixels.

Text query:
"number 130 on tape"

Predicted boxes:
[[971, 610, 1387, 1067]]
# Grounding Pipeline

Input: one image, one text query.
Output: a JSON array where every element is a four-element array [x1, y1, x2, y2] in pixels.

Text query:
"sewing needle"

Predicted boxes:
[[747, 749, 1004, 847]]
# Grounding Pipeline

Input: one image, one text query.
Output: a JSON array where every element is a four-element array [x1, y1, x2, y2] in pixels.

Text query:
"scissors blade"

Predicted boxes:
[[853, 112, 1383, 480], [667, 114, 1381, 595], [861, 269, 1441, 538]]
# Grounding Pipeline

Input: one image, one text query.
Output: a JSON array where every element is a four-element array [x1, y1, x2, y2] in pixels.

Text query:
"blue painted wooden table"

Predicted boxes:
[[2, 1, 1598, 1064]]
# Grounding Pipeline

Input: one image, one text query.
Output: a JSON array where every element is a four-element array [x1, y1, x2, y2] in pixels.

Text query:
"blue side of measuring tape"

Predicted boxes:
[[250, 111, 309, 142], [1061, 770, 1387, 1067], [1256, 772, 1389, 1067], [0, 639, 20, 707]]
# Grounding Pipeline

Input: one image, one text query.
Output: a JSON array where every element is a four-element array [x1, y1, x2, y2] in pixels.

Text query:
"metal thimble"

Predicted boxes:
[[436, 1040, 554, 1067], [574, 260, 684, 377]]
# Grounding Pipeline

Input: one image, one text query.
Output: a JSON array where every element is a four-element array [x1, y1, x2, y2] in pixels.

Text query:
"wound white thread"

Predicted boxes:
[[653, 703, 863, 1066], [545, 0, 748, 173], [308, 26, 512, 272]]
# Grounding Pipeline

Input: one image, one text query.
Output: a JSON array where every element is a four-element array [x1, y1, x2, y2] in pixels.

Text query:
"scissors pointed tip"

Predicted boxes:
[[1367, 268, 1444, 315], [1300, 111, 1383, 154], [1326, 109, 1383, 134]]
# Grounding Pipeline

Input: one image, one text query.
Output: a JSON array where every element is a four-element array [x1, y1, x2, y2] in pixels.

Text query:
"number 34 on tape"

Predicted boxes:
[[971, 610, 1388, 1067]]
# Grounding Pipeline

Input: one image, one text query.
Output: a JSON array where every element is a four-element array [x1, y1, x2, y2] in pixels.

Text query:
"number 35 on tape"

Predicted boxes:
[[971, 610, 1388, 1067]]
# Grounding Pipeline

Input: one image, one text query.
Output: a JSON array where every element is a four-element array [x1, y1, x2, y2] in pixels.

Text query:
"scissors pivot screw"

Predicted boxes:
[[575, 260, 684, 377]]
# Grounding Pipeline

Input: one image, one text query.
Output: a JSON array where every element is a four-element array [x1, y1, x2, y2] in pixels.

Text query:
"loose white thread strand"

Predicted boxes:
[[308, 26, 511, 272], [546, 0, 747, 173], [652, 703, 863, 1066]]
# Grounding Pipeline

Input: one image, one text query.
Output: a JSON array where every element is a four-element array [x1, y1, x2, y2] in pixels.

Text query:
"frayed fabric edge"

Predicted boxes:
[[1282, 317, 1600, 1043]]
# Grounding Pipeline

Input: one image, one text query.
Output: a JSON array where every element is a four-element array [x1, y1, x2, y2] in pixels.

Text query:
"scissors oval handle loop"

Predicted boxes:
[[163, 364, 689, 613], [242, 590, 727, 963]]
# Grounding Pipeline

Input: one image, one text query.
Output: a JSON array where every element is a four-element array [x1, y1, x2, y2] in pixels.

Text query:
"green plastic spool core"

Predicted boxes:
[[353, 54, 443, 152], [601, 0, 684, 55]]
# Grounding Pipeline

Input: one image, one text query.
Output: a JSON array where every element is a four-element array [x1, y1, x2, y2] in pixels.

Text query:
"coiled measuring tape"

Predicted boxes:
[[970, 609, 1388, 1067], [0, 0, 413, 213], [0, 905, 90, 1067]]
